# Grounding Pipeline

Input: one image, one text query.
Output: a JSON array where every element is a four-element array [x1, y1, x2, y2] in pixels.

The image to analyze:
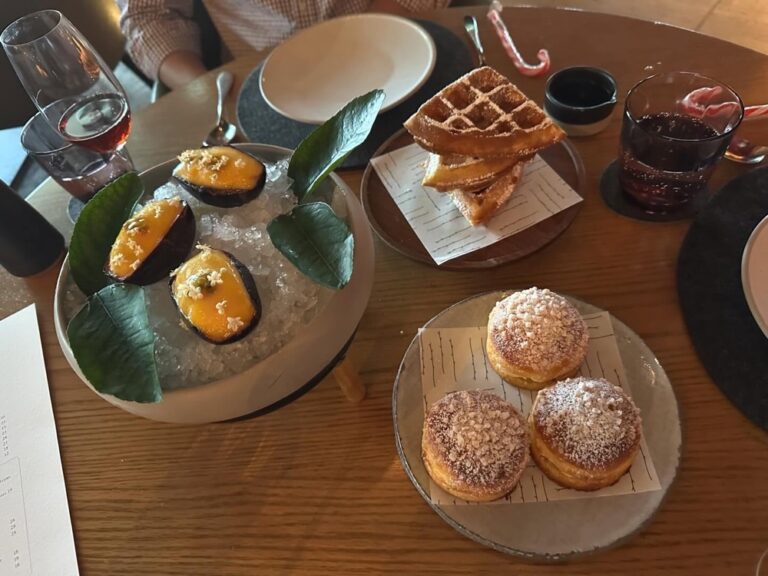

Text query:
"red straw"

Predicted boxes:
[[486, 1, 550, 78]]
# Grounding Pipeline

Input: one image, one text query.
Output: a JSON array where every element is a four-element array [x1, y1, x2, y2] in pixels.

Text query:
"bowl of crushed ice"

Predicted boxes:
[[54, 144, 374, 423]]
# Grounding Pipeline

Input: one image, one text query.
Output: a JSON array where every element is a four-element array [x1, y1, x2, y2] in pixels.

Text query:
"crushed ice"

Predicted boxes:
[[63, 159, 335, 390]]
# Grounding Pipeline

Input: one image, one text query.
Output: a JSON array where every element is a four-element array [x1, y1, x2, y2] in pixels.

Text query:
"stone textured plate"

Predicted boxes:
[[392, 291, 681, 561], [742, 214, 768, 338], [237, 20, 472, 169], [259, 14, 435, 124]]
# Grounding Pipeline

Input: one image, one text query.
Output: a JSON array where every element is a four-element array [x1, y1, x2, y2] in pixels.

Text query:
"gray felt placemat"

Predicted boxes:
[[677, 166, 768, 431]]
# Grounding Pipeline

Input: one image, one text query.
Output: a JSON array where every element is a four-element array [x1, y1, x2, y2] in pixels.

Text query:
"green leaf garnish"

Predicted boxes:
[[273, 91, 382, 286], [67, 284, 161, 403], [69, 172, 144, 296], [267, 203, 354, 289], [288, 89, 385, 202]]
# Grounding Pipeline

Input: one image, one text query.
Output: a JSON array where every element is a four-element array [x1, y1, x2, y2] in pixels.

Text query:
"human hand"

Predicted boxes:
[[158, 50, 208, 90]]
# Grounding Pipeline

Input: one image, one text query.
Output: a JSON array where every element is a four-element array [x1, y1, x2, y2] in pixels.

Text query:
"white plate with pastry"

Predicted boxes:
[[259, 14, 435, 124], [392, 290, 681, 560], [742, 214, 768, 338]]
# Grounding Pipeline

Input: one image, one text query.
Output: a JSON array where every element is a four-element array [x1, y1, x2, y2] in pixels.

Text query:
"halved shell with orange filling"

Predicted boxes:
[[170, 246, 261, 344], [105, 197, 195, 285], [172, 146, 266, 207]]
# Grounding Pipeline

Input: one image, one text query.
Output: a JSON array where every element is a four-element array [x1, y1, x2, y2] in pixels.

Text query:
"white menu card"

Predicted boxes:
[[370, 143, 583, 265], [0, 305, 79, 575]]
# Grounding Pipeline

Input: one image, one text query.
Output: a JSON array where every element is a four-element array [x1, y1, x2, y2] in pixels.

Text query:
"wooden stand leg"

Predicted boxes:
[[332, 357, 366, 403]]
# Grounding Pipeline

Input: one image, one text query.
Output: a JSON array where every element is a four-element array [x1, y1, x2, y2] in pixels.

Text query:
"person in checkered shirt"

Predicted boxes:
[[118, 0, 451, 89]]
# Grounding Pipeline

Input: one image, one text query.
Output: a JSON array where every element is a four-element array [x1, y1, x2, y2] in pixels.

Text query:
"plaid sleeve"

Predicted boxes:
[[116, 0, 202, 80], [392, 0, 452, 11]]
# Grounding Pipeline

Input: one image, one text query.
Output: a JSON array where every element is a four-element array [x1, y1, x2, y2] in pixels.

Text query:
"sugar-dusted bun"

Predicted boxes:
[[422, 390, 529, 502], [529, 377, 642, 491], [486, 288, 589, 390]]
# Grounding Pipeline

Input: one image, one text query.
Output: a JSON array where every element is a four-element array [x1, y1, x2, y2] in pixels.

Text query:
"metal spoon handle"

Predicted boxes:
[[215, 71, 234, 125], [725, 136, 768, 165], [464, 15, 485, 66]]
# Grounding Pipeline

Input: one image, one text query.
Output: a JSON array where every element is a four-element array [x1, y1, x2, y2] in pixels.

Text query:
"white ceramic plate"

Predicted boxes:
[[259, 14, 436, 124], [393, 291, 681, 561], [53, 144, 375, 424], [742, 214, 768, 338]]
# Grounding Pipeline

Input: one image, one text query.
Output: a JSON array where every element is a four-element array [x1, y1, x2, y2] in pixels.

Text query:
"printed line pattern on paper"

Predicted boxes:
[[370, 144, 582, 265]]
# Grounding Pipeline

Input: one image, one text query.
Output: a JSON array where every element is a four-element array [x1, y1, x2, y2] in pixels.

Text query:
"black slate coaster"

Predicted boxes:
[[677, 166, 768, 431], [235, 20, 473, 169], [600, 160, 707, 222]]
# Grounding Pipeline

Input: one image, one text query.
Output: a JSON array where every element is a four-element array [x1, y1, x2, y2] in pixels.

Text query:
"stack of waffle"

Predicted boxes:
[[404, 67, 565, 225]]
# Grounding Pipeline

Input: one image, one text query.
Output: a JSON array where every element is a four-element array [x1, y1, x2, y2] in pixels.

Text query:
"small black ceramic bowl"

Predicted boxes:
[[544, 67, 618, 137]]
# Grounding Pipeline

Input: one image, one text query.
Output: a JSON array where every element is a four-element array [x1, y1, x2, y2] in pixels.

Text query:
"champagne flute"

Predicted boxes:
[[1, 10, 132, 155]]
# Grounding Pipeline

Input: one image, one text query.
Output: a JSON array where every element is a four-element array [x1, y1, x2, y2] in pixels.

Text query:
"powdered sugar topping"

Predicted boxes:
[[533, 377, 641, 469], [425, 390, 529, 489], [489, 288, 588, 374]]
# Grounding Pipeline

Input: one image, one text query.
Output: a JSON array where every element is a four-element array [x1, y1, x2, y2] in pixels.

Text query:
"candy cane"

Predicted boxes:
[[486, 1, 550, 78], [744, 104, 768, 120], [682, 86, 768, 121], [681, 86, 724, 115]]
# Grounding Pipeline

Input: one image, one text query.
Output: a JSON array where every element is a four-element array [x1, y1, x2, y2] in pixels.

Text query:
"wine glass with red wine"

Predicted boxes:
[[2, 9, 133, 219]]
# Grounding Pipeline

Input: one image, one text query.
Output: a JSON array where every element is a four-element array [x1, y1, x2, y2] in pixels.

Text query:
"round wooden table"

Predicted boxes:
[[4, 7, 768, 575]]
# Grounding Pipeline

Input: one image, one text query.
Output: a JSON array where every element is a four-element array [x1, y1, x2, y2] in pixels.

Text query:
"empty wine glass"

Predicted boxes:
[[1, 10, 131, 155]]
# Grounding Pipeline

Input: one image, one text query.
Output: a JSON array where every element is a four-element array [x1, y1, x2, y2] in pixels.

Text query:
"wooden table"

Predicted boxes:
[[4, 6, 768, 575]]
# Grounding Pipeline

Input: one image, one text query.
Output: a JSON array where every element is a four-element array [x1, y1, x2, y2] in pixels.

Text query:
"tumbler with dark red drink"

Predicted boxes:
[[618, 72, 743, 211]]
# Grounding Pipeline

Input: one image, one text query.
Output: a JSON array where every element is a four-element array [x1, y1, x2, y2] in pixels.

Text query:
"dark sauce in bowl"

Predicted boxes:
[[544, 67, 618, 126], [549, 78, 615, 108]]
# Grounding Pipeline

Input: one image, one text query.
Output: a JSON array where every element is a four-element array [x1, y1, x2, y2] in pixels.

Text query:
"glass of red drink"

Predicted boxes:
[[1, 10, 131, 155], [619, 72, 743, 212]]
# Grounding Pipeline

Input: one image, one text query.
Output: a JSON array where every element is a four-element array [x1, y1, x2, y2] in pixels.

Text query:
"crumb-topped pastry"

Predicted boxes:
[[529, 377, 642, 491], [486, 288, 589, 390], [422, 390, 530, 502]]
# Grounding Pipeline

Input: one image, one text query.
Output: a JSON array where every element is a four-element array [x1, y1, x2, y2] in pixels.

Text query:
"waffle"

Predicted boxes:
[[405, 67, 565, 158], [422, 153, 520, 192], [451, 159, 529, 225]]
